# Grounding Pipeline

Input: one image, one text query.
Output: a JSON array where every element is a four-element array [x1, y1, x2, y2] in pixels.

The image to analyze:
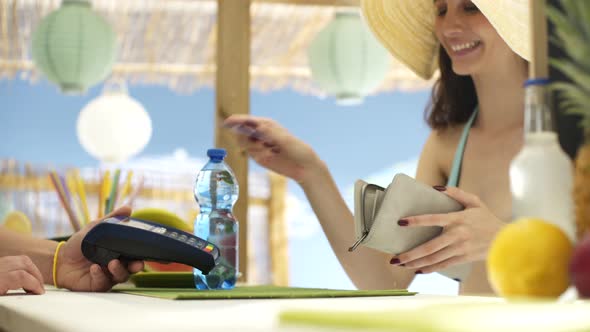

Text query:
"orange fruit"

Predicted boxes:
[[487, 218, 573, 298]]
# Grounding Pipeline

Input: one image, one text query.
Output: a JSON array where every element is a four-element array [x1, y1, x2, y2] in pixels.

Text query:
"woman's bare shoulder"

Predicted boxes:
[[425, 125, 464, 154], [433, 125, 464, 147], [417, 125, 465, 185]]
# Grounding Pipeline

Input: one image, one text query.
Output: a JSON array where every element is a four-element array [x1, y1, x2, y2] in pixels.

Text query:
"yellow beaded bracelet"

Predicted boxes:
[[52, 241, 66, 288]]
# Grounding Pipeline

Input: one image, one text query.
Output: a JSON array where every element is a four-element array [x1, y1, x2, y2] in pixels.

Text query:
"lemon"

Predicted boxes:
[[2, 210, 33, 234], [487, 218, 573, 298], [131, 207, 192, 233]]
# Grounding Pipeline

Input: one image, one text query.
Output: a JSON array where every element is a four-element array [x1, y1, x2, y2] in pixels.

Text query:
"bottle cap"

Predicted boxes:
[[207, 148, 227, 161], [524, 78, 550, 87]]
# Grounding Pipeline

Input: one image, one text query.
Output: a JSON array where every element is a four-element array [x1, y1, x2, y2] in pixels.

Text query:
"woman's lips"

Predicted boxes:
[[449, 41, 482, 57]]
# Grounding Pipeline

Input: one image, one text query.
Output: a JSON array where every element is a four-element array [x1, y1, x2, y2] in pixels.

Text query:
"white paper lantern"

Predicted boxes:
[[77, 82, 152, 163]]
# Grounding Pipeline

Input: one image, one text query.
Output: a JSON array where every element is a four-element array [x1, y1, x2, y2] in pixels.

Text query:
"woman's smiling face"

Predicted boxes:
[[433, 0, 516, 76]]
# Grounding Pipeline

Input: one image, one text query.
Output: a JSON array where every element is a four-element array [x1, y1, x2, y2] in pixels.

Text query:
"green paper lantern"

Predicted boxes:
[[31, 0, 117, 94], [308, 12, 391, 105]]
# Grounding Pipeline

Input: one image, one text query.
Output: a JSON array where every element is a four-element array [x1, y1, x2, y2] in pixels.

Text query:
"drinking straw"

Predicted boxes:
[[73, 169, 90, 225], [98, 170, 111, 218], [65, 172, 84, 226], [105, 169, 121, 214], [529, 0, 549, 79], [117, 170, 134, 204], [48, 171, 81, 232], [124, 175, 145, 208]]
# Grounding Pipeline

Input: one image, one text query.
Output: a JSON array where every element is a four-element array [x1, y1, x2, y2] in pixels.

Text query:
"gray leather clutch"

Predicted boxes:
[[349, 173, 472, 281]]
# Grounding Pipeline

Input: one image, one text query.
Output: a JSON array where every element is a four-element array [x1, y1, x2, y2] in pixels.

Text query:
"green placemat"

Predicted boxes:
[[113, 285, 416, 300], [279, 302, 590, 332]]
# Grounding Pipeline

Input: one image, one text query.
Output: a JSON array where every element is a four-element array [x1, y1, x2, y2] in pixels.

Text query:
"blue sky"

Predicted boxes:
[[0, 78, 458, 294]]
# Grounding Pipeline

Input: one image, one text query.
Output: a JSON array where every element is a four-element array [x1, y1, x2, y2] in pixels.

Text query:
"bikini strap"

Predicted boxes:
[[446, 107, 479, 187]]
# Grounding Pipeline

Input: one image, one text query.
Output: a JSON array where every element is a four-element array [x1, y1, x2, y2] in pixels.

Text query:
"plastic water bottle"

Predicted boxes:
[[193, 148, 239, 289], [509, 78, 576, 241]]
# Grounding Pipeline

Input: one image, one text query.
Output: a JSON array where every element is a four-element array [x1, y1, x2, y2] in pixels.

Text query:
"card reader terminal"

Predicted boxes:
[[82, 216, 220, 274]]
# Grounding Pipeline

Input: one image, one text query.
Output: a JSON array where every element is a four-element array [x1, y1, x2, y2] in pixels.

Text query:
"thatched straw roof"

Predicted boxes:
[[0, 0, 434, 95]]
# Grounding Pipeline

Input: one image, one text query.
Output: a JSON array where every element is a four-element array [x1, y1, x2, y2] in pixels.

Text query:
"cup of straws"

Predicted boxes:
[[48, 168, 144, 236]]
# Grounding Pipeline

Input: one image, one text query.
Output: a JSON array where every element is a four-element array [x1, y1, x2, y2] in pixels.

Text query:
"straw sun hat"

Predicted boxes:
[[360, 0, 531, 80]]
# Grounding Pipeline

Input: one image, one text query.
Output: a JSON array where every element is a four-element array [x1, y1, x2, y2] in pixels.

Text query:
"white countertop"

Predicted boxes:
[[0, 287, 500, 332]]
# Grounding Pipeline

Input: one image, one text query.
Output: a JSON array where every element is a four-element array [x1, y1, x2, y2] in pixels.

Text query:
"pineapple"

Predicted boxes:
[[547, 0, 590, 240]]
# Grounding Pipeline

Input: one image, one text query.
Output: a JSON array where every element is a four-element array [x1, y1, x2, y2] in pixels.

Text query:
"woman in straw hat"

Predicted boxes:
[[224, 0, 530, 294]]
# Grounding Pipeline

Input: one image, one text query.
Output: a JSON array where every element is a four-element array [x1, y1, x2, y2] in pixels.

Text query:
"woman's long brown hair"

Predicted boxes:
[[425, 46, 478, 130]]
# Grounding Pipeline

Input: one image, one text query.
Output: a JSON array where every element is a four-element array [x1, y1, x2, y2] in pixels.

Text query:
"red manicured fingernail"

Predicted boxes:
[[415, 270, 423, 274], [390, 258, 400, 265], [433, 186, 446, 191], [248, 136, 260, 143], [398, 219, 409, 226]]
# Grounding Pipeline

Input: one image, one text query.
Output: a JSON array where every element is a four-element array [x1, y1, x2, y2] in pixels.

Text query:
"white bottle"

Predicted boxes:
[[509, 78, 576, 242]]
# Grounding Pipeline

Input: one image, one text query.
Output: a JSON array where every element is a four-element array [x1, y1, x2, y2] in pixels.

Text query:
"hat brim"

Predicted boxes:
[[360, 0, 531, 80]]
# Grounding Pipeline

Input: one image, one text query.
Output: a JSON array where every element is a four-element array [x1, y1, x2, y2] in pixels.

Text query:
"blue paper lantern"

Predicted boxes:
[[31, 0, 117, 93], [308, 12, 391, 105]]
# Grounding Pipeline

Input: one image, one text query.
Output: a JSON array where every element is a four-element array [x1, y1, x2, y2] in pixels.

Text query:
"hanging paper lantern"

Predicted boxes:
[[308, 12, 391, 105], [31, 0, 117, 94], [77, 81, 152, 163]]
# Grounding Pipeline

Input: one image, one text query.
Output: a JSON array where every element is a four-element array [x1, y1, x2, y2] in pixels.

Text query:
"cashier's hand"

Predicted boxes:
[[0, 255, 46, 295], [390, 186, 506, 274], [56, 206, 144, 292]]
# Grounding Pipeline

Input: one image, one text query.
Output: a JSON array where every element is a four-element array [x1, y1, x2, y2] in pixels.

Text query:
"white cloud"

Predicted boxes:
[[343, 157, 419, 210], [114, 148, 207, 173], [364, 158, 419, 187]]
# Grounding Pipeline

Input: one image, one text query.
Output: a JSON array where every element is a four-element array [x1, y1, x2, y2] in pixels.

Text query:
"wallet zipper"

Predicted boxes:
[[348, 231, 368, 252]]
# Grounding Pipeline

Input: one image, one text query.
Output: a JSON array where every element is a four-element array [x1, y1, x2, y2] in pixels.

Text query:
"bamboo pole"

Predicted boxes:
[[268, 172, 289, 286], [529, 0, 549, 79], [215, 0, 251, 283]]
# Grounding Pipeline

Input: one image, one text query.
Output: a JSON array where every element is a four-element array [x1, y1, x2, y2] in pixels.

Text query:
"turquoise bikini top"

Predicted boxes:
[[446, 107, 479, 187]]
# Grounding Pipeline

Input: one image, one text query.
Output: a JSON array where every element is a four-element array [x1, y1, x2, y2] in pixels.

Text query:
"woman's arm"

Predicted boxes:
[[415, 131, 447, 187], [301, 131, 448, 289], [300, 160, 416, 290], [223, 115, 436, 290]]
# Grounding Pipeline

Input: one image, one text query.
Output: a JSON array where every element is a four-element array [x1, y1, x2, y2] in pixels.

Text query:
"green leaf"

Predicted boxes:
[[574, 1, 590, 39], [546, 0, 590, 132], [547, 5, 575, 36], [553, 32, 590, 67], [547, 3, 590, 69], [562, 107, 588, 116], [556, 90, 590, 110], [551, 83, 590, 115], [550, 59, 590, 94]]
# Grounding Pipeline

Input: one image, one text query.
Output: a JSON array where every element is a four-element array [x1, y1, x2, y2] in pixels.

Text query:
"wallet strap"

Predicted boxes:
[[447, 106, 478, 187]]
